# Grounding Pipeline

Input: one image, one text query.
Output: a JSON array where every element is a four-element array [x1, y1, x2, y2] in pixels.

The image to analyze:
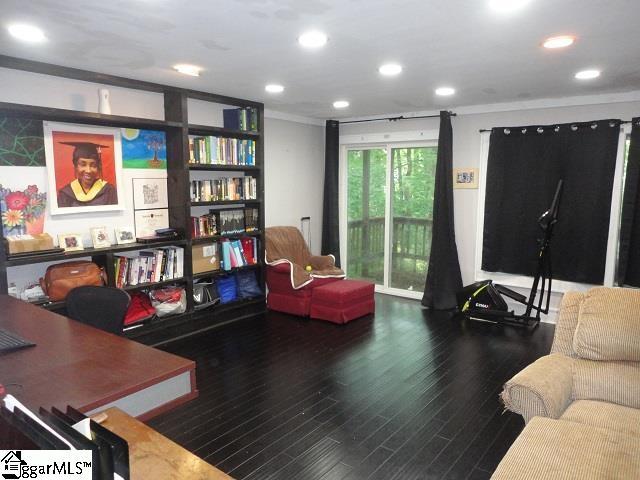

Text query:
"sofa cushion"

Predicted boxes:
[[560, 400, 640, 437], [491, 417, 640, 480], [573, 287, 640, 361], [550, 291, 584, 358], [572, 358, 640, 410]]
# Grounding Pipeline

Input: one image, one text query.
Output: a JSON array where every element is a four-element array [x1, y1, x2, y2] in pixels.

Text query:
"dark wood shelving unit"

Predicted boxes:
[[188, 164, 261, 172], [122, 277, 187, 292], [192, 263, 261, 281], [0, 101, 182, 130], [191, 230, 261, 245], [0, 55, 266, 346], [188, 123, 260, 139], [191, 199, 261, 207], [5, 239, 188, 267]]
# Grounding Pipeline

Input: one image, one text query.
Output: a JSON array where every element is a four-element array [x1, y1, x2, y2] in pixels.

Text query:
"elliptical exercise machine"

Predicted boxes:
[[457, 179, 563, 328]]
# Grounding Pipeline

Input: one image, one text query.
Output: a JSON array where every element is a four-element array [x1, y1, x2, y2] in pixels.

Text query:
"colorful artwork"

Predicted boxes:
[[44, 122, 125, 215], [121, 129, 167, 169], [0, 184, 47, 236], [0, 118, 46, 166]]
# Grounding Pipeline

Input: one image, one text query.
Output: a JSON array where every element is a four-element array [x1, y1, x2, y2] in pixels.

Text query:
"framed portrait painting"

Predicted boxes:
[[43, 122, 125, 215]]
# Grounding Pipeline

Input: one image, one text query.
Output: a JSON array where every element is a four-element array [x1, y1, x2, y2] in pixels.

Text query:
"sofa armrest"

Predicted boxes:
[[309, 255, 336, 270], [501, 353, 574, 423]]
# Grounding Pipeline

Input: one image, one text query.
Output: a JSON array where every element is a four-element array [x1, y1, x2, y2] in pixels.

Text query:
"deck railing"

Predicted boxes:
[[347, 217, 432, 287]]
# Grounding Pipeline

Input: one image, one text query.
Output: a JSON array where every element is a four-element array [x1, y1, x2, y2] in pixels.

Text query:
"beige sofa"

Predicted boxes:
[[492, 287, 640, 479]]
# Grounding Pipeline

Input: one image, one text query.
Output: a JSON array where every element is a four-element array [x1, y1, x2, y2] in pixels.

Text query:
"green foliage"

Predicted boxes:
[[392, 147, 437, 219], [347, 148, 387, 220], [346, 146, 438, 290], [347, 146, 437, 221]]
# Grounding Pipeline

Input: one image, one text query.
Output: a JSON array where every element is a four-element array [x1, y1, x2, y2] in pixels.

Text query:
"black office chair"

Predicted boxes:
[[66, 286, 131, 335]]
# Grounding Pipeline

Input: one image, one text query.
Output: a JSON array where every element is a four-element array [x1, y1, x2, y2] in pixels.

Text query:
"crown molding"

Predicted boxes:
[[338, 90, 640, 123]]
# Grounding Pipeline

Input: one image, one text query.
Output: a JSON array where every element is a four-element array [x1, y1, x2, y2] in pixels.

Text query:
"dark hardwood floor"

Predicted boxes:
[[147, 294, 554, 479]]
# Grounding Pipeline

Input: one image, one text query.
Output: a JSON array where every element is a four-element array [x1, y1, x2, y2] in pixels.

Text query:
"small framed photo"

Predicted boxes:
[[115, 226, 136, 245], [132, 177, 168, 210], [453, 168, 479, 189], [58, 233, 84, 252], [90, 226, 111, 248]]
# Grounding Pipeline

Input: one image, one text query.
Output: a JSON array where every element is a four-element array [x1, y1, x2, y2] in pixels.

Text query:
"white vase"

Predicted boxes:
[[98, 88, 111, 114]]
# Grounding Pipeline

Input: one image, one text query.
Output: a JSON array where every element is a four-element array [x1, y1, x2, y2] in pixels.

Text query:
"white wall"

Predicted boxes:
[[341, 100, 640, 320], [264, 118, 325, 254]]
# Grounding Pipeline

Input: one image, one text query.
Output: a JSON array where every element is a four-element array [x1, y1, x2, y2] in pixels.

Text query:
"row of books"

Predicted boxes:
[[190, 176, 257, 202], [223, 107, 258, 132], [188, 136, 255, 165], [114, 247, 184, 288], [220, 237, 258, 270], [191, 208, 259, 238]]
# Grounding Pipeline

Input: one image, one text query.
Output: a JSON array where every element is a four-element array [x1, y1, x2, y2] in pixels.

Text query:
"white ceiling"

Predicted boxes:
[[1, 0, 639, 120]]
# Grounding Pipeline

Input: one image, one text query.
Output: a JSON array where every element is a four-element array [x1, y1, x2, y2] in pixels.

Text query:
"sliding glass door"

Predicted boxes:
[[343, 142, 437, 297], [346, 148, 387, 284]]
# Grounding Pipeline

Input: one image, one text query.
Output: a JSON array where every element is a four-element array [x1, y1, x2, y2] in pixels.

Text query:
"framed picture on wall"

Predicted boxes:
[[453, 168, 479, 189], [132, 177, 168, 210], [43, 122, 125, 215]]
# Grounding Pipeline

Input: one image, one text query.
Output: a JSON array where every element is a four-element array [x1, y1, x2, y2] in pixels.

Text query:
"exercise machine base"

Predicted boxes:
[[462, 308, 540, 329]]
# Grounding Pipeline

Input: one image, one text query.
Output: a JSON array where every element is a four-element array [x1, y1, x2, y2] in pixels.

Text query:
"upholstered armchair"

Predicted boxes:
[[501, 287, 640, 427], [265, 226, 345, 316]]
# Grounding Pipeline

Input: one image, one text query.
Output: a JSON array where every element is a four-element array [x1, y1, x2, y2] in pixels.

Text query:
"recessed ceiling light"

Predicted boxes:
[[543, 35, 575, 49], [173, 64, 201, 77], [575, 69, 600, 80], [298, 30, 328, 48], [7, 23, 46, 43], [379, 63, 402, 76], [333, 100, 349, 109], [489, 0, 531, 13], [435, 87, 456, 96], [265, 84, 284, 93]]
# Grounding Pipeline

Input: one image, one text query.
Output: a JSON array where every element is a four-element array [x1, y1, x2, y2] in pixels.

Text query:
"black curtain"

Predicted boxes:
[[482, 120, 621, 285], [617, 118, 640, 286], [422, 111, 463, 309], [321, 120, 341, 266]]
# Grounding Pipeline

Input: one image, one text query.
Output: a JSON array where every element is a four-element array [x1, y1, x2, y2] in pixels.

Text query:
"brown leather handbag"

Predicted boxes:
[[40, 261, 106, 301]]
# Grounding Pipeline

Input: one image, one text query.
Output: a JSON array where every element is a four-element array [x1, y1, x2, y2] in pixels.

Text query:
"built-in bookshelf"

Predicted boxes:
[[0, 55, 266, 346]]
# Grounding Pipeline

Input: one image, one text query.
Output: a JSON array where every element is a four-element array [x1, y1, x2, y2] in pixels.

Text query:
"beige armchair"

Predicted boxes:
[[501, 288, 640, 427], [492, 287, 640, 479]]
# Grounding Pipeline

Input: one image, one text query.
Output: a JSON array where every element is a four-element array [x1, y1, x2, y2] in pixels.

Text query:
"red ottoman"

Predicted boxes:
[[310, 279, 375, 324]]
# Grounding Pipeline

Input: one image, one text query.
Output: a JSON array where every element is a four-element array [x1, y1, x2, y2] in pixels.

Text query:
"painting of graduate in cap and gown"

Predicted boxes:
[[44, 122, 125, 215]]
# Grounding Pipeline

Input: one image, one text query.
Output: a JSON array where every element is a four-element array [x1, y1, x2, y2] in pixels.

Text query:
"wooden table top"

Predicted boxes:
[[96, 407, 232, 480], [0, 295, 195, 414]]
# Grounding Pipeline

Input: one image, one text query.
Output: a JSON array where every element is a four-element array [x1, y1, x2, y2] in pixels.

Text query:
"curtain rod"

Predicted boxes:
[[340, 111, 456, 125], [478, 120, 632, 133]]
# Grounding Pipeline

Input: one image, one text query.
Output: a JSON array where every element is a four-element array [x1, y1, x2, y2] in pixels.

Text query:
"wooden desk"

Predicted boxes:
[[0, 295, 197, 420], [96, 407, 231, 480]]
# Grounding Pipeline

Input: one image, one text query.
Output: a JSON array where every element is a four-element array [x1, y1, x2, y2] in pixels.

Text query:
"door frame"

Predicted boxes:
[[339, 130, 439, 299]]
